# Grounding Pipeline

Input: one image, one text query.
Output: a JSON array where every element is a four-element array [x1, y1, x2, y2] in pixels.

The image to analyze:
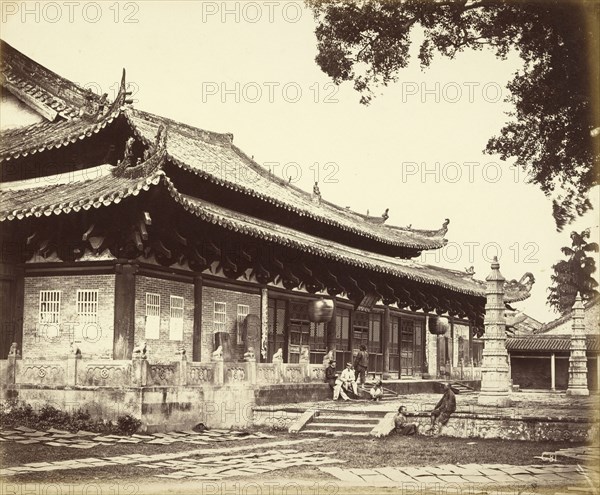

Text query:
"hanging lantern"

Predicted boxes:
[[308, 298, 334, 323], [428, 315, 449, 335]]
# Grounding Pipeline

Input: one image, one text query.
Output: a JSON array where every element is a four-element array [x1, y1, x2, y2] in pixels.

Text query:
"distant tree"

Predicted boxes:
[[308, 0, 600, 231], [547, 229, 599, 314]]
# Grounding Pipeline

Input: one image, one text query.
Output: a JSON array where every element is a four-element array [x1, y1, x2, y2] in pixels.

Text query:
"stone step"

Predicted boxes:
[[300, 429, 370, 437], [305, 422, 375, 432], [313, 415, 380, 425]]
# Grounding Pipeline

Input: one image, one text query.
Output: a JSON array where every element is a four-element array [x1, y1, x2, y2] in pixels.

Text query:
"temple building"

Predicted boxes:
[[0, 40, 534, 428]]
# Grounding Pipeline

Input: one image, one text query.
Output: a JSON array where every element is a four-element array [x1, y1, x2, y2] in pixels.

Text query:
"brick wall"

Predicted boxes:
[[200, 286, 261, 362], [134, 276, 194, 363], [23, 275, 115, 359]]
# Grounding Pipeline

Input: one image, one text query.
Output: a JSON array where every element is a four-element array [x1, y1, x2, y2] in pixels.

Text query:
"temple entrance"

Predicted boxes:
[[388, 315, 425, 377]]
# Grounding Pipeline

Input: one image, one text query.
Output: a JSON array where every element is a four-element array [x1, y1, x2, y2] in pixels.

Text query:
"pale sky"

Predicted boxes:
[[2, 1, 598, 323]]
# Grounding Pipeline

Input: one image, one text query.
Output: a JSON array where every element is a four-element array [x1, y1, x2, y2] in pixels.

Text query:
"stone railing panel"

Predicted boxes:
[[257, 363, 278, 384], [17, 361, 67, 386], [309, 364, 326, 383], [80, 360, 131, 387], [148, 363, 178, 386], [224, 363, 247, 384], [283, 364, 304, 383], [188, 363, 215, 384]]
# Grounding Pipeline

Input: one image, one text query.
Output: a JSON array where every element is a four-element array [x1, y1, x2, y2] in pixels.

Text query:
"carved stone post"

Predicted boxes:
[[299, 348, 310, 382], [178, 351, 188, 387], [132, 355, 148, 387], [567, 293, 589, 396], [6, 342, 19, 385], [478, 257, 511, 407], [212, 354, 224, 387], [244, 349, 256, 385], [66, 354, 81, 387]]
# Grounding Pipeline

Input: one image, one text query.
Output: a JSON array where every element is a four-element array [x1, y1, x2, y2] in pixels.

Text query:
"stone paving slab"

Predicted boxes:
[[0, 427, 276, 450], [319, 463, 597, 488]]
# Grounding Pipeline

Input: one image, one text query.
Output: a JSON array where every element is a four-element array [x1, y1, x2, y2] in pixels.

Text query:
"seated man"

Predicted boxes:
[[325, 360, 349, 401], [430, 383, 456, 433], [370, 380, 384, 401], [394, 405, 418, 435], [339, 362, 358, 397]]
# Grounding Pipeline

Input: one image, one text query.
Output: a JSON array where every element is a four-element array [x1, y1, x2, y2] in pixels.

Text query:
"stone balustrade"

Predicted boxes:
[[1, 353, 326, 389]]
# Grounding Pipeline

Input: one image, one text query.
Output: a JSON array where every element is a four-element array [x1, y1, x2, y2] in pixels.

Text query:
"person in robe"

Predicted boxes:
[[394, 405, 418, 435], [430, 383, 456, 433]]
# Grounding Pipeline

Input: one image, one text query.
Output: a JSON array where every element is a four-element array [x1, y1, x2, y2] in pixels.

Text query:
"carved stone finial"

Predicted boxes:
[[70, 342, 81, 357], [132, 341, 147, 359], [465, 266, 475, 276], [299, 347, 309, 363], [244, 346, 256, 361], [272, 348, 283, 364], [8, 342, 18, 358], [212, 345, 223, 361]]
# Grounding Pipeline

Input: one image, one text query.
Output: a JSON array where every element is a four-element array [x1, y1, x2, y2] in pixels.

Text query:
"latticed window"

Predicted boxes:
[[236, 304, 250, 344], [214, 302, 226, 333], [169, 295, 184, 340], [39, 291, 60, 323], [145, 293, 160, 339], [76, 290, 98, 323]]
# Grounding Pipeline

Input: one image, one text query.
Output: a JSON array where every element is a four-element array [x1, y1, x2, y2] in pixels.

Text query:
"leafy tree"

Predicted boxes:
[[308, 0, 599, 230], [547, 229, 599, 314]]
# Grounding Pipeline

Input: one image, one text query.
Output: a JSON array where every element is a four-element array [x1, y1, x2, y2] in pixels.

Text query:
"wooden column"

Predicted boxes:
[[113, 263, 137, 360], [325, 299, 337, 353], [382, 306, 391, 379], [193, 276, 203, 362], [550, 353, 556, 391]]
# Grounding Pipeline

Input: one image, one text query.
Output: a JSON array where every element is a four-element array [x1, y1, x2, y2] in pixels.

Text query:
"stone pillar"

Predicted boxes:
[[478, 257, 511, 407], [6, 343, 19, 385], [66, 354, 81, 387], [260, 287, 269, 362], [212, 354, 224, 387], [131, 355, 148, 387], [566, 293, 589, 396], [178, 352, 188, 386], [113, 263, 137, 360], [382, 306, 391, 379], [550, 353, 556, 391], [244, 352, 256, 385]]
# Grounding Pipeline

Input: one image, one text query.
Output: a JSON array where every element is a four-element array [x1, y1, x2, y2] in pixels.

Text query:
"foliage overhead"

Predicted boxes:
[[547, 228, 599, 314], [308, 0, 600, 230]]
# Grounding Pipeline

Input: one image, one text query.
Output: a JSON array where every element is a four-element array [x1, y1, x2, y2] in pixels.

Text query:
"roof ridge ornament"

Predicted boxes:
[[312, 182, 322, 204]]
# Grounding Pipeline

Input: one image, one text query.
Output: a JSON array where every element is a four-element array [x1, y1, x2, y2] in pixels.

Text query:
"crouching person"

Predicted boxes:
[[370, 380, 384, 401], [394, 405, 418, 435]]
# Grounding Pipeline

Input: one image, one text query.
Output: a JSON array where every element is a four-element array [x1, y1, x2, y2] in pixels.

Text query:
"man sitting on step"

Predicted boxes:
[[370, 380, 384, 401], [325, 360, 349, 401], [339, 362, 359, 397], [429, 383, 456, 434], [394, 405, 418, 435]]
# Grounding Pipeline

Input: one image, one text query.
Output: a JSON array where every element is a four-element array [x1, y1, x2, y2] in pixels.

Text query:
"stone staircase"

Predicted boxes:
[[357, 381, 399, 401], [298, 409, 385, 437], [448, 381, 476, 395]]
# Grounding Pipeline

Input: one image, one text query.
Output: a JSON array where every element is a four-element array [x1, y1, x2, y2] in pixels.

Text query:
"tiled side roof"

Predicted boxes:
[[536, 297, 600, 334], [507, 335, 599, 352], [163, 177, 530, 302], [1, 40, 103, 120], [0, 109, 121, 162], [126, 108, 450, 251], [0, 163, 163, 221]]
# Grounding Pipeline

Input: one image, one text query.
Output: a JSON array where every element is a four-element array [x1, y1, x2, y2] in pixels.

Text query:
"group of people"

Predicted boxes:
[[393, 383, 457, 435], [324, 354, 457, 435], [324, 345, 372, 401]]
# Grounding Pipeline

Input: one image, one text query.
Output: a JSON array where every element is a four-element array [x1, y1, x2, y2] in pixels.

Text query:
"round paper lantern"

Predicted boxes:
[[308, 298, 334, 323], [428, 316, 449, 335]]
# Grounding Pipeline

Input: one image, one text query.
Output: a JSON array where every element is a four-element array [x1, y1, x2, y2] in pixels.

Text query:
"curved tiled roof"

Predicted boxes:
[[1, 40, 104, 120], [126, 108, 450, 251], [163, 177, 529, 303], [507, 335, 599, 352], [0, 163, 163, 221]]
